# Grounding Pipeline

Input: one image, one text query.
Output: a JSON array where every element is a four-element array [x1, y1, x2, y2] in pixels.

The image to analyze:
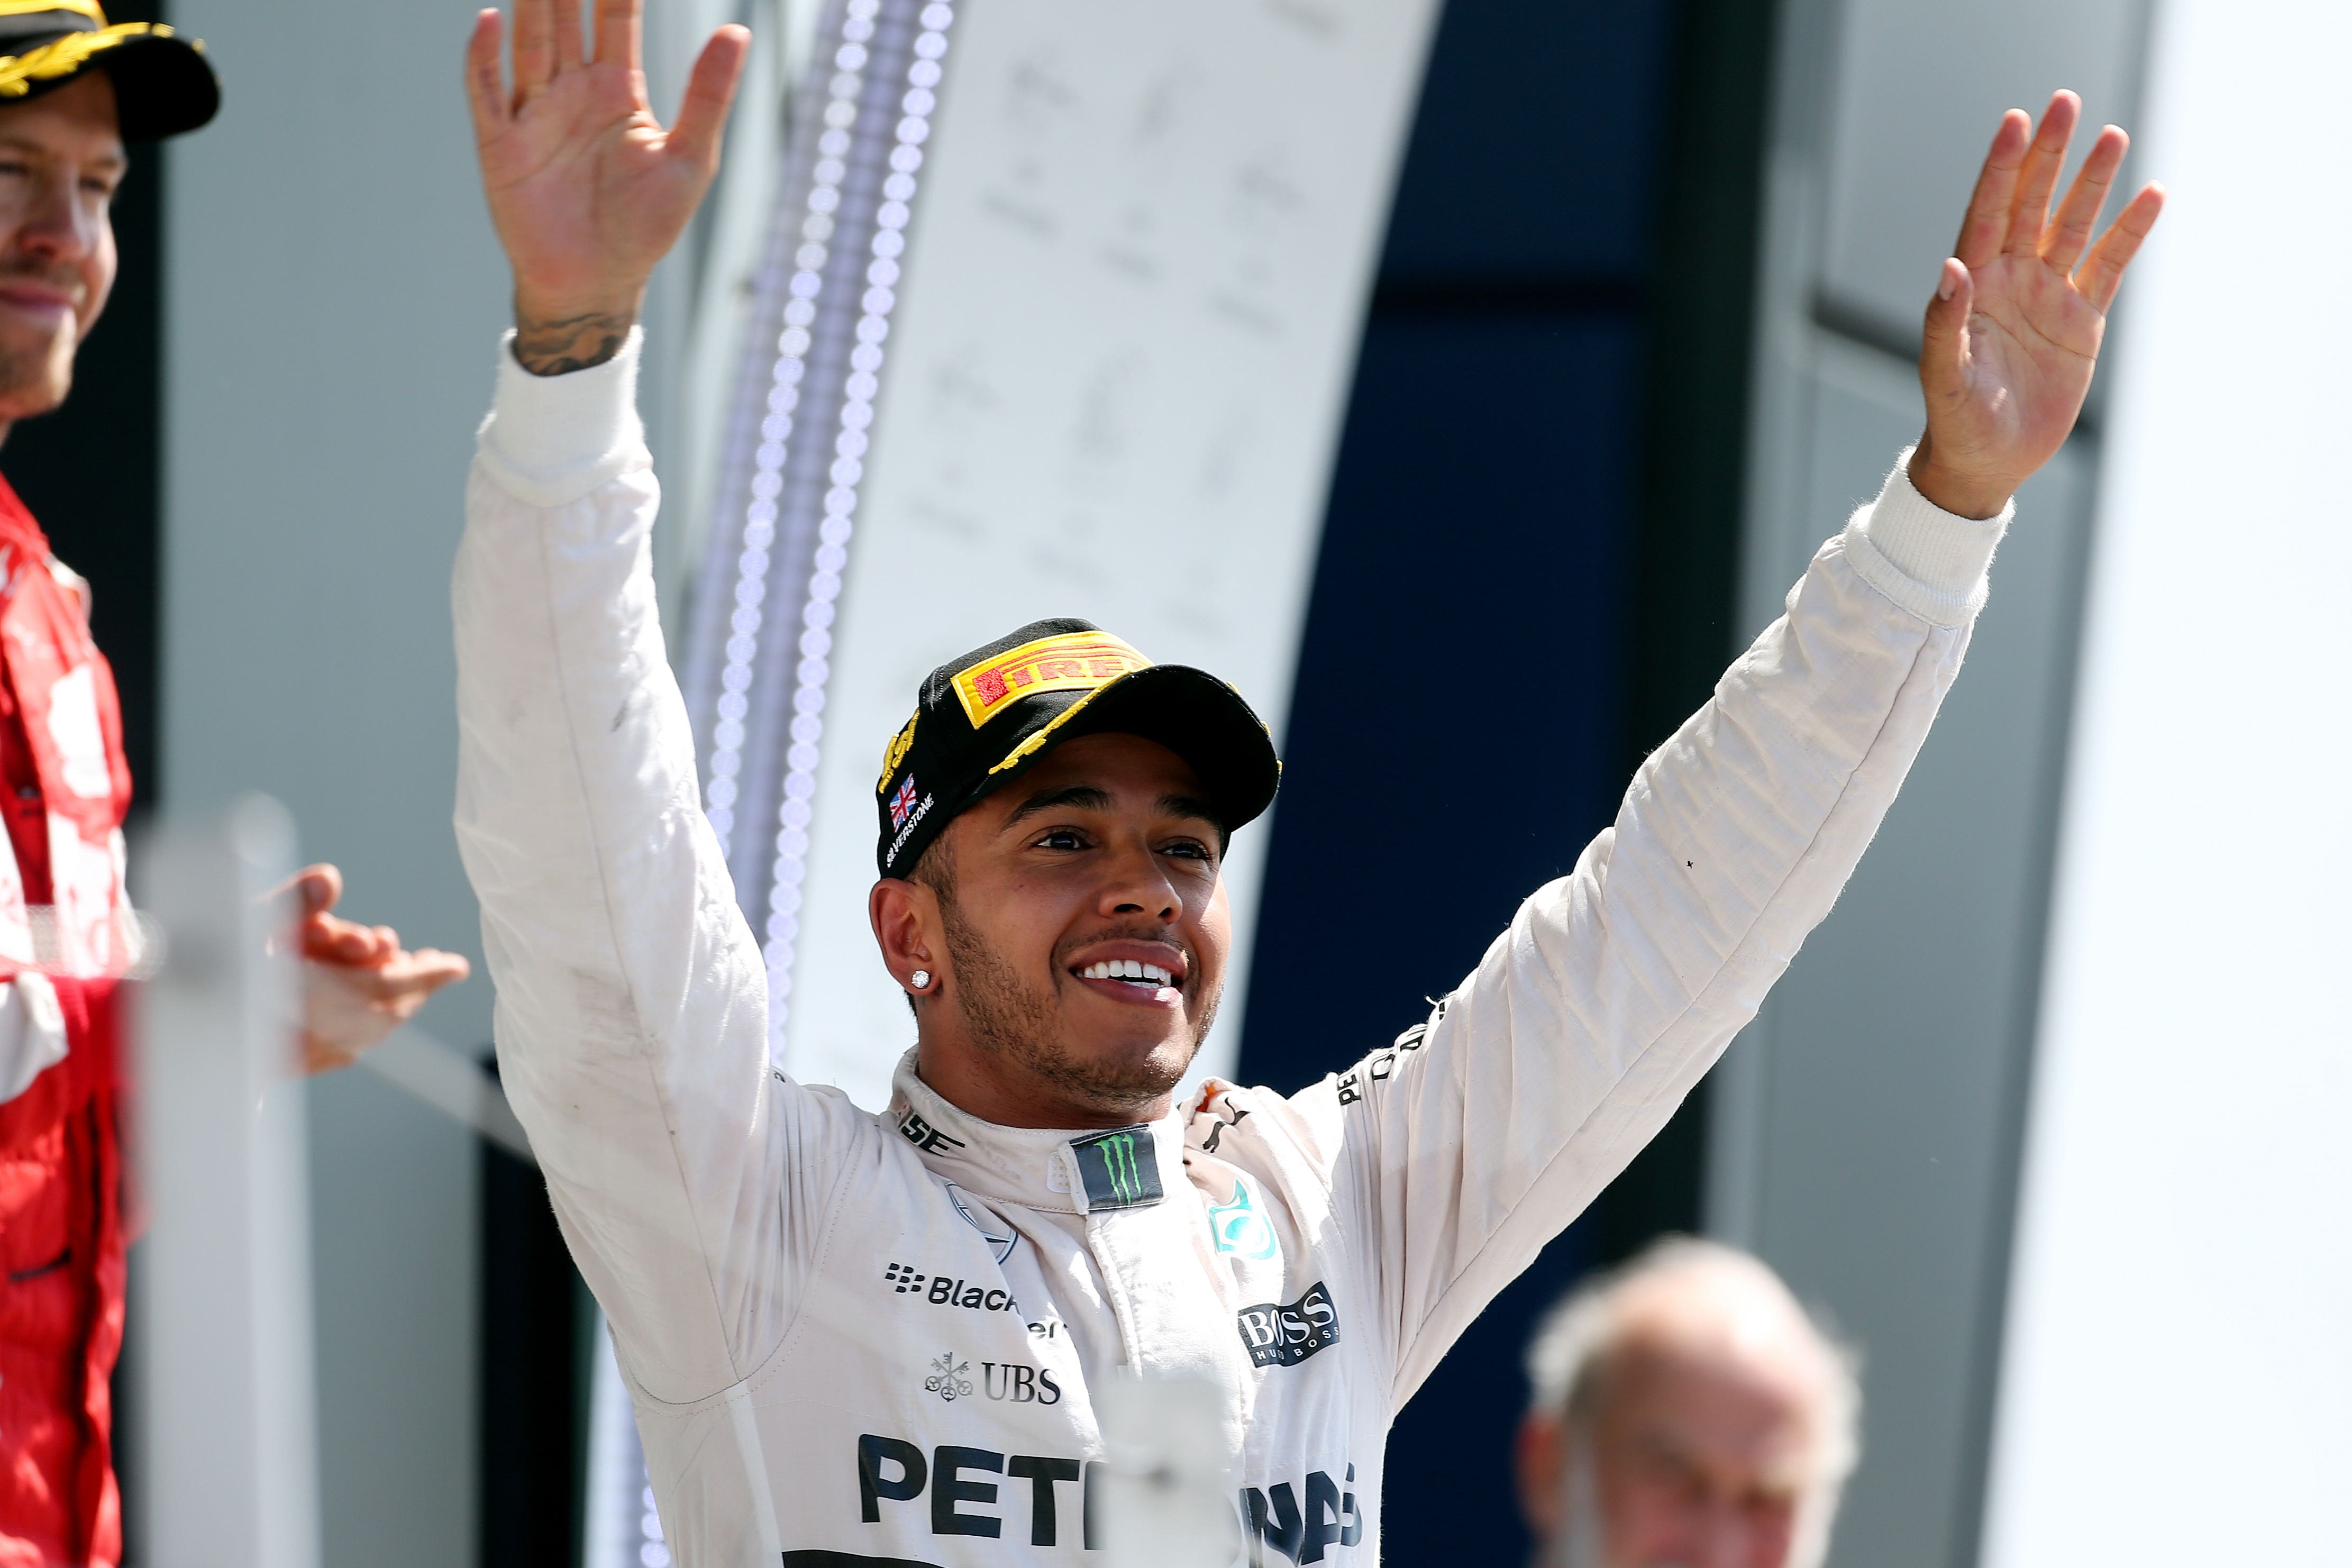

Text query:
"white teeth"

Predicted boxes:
[[1078, 959, 1178, 986]]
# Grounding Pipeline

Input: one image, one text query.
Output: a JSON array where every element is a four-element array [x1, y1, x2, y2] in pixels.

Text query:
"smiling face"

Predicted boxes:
[[869, 731, 1232, 1129], [0, 71, 122, 433]]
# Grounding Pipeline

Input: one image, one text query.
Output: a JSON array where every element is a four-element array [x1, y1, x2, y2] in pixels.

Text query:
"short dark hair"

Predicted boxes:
[[902, 836, 956, 1017], [908, 832, 956, 899]]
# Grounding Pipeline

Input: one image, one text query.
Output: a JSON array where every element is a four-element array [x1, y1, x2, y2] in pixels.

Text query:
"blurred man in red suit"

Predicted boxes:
[[0, 11, 471, 1564]]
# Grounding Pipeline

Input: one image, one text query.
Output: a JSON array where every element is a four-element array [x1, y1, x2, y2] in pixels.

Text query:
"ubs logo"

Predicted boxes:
[[917, 1352, 1063, 1406], [924, 1351, 974, 1402], [1236, 1281, 1341, 1369]]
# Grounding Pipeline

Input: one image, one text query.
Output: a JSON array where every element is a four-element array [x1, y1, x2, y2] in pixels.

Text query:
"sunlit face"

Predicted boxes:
[[1517, 1315, 1828, 1568], [0, 71, 123, 426], [1583, 1330, 1816, 1568], [882, 732, 1231, 1121]]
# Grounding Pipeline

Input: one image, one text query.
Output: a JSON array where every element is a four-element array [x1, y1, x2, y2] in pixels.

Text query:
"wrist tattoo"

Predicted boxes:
[[513, 308, 634, 376]]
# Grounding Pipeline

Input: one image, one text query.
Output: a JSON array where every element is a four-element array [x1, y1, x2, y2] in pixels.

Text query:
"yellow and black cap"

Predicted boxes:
[[875, 618, 1280, 877], [0, 3, 218, 142]]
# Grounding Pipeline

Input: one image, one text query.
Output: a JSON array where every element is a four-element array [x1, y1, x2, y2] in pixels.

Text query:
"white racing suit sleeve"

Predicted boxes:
[[453, 332, 854, 1409], [1309, 453, 2011, 1407]]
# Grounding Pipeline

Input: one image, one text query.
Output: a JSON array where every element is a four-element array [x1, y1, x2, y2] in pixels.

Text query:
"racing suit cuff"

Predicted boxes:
[[1840, 446, 2012, 627], [474, 327, 646, 508]]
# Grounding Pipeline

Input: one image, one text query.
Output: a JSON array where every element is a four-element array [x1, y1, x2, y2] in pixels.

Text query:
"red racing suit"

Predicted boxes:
[[0, 475, 137, 1568]]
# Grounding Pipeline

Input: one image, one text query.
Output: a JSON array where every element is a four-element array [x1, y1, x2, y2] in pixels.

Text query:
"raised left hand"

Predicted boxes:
[[1911, 91, 2166, 518], [286, 864, 472, 1074]]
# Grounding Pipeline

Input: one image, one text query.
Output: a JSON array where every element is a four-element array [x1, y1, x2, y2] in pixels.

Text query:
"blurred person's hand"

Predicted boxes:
[[1911, 90, 2166, 519], [464, 0, 749, 376], [286, 864, 471, 1075]]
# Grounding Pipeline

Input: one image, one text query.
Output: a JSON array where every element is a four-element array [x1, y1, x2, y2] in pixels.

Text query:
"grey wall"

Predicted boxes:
[[1708, 3, 2150, 1567], [160, 4, 510, 1562]]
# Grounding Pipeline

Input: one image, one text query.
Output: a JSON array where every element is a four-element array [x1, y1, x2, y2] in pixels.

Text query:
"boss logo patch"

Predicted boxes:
[[1236, 1281, 1341, 1369]]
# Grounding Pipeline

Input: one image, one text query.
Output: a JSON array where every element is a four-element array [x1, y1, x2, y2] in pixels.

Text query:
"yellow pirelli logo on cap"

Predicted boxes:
[[952, 631, 1150, 728]]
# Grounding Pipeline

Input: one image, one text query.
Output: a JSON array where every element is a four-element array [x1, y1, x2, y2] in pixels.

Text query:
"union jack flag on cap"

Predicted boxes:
[[888, 776, 919, 830]]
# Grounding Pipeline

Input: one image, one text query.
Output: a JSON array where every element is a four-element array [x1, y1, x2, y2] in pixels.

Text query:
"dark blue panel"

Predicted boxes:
[[1238, 2, 1700, 1557], [1380, 0, 1680, 283], [1244, 313, 1639, 1085], [1385, 1214, 1596, 1563], [1242, 312, 1643, 1565]]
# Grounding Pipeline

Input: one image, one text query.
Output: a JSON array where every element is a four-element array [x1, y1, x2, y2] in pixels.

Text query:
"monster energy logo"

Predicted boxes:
[[1070, 1125, 1163, 1211]]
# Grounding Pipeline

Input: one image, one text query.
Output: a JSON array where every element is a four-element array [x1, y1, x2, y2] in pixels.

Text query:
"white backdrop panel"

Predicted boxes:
[[1979, 2, 2352, 1563], [782, 0, 1440, 1105]]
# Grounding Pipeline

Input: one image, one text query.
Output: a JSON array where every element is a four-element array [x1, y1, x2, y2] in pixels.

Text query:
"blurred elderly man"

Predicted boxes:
[[1515, 1239, 1859, 1568]]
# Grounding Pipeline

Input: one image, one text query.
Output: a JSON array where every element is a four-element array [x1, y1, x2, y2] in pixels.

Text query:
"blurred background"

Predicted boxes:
[[44, 0, 2345, 1563]]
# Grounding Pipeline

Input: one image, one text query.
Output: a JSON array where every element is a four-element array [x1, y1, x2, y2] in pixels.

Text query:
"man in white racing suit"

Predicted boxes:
[[451, 4, 2162, 1563]]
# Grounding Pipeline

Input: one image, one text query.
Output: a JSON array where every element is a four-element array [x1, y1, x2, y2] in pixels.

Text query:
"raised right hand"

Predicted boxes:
[[463, 0, 749, 374]]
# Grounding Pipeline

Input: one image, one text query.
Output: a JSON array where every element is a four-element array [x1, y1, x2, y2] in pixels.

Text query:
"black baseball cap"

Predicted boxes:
[[0, 3, 219, 142], [874, 618, 1280, 877]]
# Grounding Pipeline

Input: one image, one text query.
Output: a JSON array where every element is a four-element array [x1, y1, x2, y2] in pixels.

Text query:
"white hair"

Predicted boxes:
[[1523, 1236, 1863, 1564]]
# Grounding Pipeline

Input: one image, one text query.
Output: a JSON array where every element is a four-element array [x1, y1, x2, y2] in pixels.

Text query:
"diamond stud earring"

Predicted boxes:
[[910, 970, 932, 991]]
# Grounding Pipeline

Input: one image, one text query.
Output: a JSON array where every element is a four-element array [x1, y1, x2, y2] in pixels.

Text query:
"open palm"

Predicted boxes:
[[465, 0, 747, 372], [1913, 93, 2164, 518]]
